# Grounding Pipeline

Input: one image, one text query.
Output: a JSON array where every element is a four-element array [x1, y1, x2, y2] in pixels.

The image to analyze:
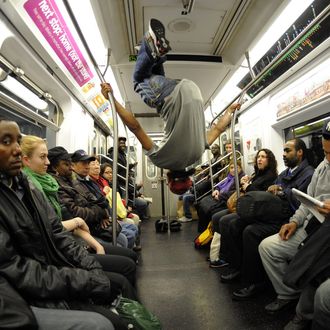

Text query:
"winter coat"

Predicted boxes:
[[0, 173, 110, 309]]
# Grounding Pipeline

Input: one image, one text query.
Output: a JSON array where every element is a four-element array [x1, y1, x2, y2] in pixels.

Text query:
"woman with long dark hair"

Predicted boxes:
[[211, 148, 278, 273]]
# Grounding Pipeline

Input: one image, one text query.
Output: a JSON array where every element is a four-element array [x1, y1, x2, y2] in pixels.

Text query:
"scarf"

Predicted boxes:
[[22, 167, 62, 218]]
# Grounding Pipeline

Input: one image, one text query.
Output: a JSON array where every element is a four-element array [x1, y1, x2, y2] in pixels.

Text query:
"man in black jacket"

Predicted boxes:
[[0, 119, 128, 329]]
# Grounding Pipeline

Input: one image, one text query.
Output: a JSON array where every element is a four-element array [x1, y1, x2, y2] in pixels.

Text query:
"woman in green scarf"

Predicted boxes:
[[20, 135, 105, 254]]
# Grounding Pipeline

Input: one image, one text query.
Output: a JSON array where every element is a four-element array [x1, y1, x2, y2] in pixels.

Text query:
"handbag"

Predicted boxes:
[[115, 297, 162, 330], [194, 222, 213, 249], [226, 191, 244, 213]]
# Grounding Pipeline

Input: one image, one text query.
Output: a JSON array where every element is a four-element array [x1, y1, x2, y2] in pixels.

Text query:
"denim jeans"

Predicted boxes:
[[133, 36, 177, 110], [120, 222, 138, 249], [182, 193, 195, 218]]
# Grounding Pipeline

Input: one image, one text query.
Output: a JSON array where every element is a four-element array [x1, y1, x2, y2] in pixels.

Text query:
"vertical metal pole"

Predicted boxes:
[[208, 98, 214, 191], [106, 94, 119, 245], [166, 180, 170, 232], [230, 112, 240, 196], [160, 168, 166, 219], [124, 126, 130, 206], [207, 148, 214, 192], [231, 92, 245, 196]]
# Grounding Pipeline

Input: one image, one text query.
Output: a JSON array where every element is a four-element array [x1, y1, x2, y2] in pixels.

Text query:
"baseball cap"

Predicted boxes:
[[118, 136, 127, 142], [322, 119, 330, 139], [48, 146, 71, 166], [71, 149, 96, 162], [168, 176, 192, 195]]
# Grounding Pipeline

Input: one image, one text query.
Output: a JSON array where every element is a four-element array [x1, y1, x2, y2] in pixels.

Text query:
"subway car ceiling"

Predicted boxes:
[[0, 0, 330, 165]]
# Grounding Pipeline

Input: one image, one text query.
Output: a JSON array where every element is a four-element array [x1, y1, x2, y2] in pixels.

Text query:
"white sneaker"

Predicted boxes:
[[178, 216, 192, 223]]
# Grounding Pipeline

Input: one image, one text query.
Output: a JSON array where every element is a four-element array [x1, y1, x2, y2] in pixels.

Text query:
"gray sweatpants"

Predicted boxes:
[[313, 278, 330, 329], [292, 278, 330, 329], [32, 307, 114, 330], [258, 226, 307, 300]]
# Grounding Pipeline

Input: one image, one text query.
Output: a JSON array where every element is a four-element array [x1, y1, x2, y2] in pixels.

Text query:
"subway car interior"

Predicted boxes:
[[0, 0, 330, 329]]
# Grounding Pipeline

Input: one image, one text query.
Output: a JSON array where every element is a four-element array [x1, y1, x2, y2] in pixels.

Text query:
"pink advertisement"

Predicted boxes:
[[24, 0, 94, 87]]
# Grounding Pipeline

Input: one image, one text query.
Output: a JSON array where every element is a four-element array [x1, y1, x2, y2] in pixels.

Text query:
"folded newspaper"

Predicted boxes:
[[292, 188, 325, 223]]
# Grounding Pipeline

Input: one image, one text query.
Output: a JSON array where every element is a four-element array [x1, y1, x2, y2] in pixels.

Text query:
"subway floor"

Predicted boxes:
[[136, 218, 295, 330]]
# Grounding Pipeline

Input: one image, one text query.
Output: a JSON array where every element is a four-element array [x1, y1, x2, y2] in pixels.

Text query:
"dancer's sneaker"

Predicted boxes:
[[146, 18, 171, 58]]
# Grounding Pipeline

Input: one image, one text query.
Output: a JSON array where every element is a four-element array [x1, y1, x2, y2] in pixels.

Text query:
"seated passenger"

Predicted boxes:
[[128, 170, 150, 221], [71, 149, 138, 249], [89, 157, 111, 195], [90, 161, 141, 252], [229, 139, 314, 300], [47, 147, 138, 263], [196, 160, 244, 232], [92, 160, 140, 227], [258, 120, 330, 325], [0, 118, 130, 329], [217, 140, 234, 182], [20, 136, 106, 254], [311, 277, 330, 330], [193, 143, 222, 197], [101, 18, 240, 195], [178, 189, 195, 223], [215, 148, 278, 282], [0, 275, 114, 330], [20, 137, 137, 291], [51, 147, 129, 248]]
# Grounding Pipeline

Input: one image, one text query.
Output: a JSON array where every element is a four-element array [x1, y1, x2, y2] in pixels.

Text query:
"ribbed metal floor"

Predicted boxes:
[[136, 219, 295, 330]]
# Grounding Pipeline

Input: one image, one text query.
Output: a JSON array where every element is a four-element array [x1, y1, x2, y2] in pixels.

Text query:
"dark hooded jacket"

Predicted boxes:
[[0, 173, 110, 309]]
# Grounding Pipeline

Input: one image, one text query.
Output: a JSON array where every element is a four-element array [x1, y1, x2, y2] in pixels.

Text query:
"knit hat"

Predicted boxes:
[[48, 146, 71, 167]]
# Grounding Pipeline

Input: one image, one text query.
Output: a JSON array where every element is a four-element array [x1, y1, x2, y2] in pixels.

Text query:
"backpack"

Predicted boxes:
[[194, 222, 213, 249], [236, 191, 291, 224]]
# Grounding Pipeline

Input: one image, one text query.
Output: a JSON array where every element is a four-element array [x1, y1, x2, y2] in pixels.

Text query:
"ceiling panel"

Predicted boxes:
[[143, 5, 226, 54]]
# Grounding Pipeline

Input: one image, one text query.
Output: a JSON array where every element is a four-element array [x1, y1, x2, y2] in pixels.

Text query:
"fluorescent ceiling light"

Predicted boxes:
[[1, 75, 48, 110], [66, 0, 124, 102], [249, 0, 314, 66], [212, 0, 314, 109], [67, 0, 107, 68]]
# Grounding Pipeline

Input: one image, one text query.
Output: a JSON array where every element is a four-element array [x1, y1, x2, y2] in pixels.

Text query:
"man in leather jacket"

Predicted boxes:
[[0, 119, 128, 329]]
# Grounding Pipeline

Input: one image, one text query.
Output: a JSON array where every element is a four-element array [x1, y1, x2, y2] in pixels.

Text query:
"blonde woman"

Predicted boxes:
[[20, 136, 138, 292], [20, 135, 106, 254]]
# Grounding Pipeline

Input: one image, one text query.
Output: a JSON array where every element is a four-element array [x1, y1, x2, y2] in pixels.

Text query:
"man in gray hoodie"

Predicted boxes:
[[259, 119, 330, 329]]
